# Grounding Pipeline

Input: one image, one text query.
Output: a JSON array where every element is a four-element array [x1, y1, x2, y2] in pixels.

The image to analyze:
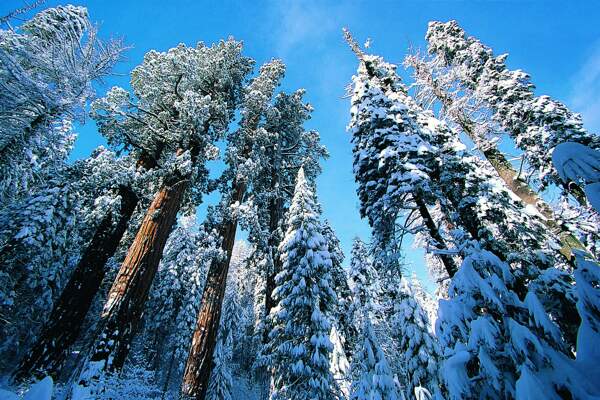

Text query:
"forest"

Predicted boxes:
[[1, 2, 600, 400]]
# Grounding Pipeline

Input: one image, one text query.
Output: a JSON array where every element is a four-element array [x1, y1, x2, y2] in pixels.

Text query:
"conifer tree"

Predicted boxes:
[[75, 40, 253, 392], [349, 315, 398, 400], [344, 34, 580, 398], [1, 148, 137, 373], [267, 168, 337, 400], [348, 238, 380, 314], [423, 20, 600, 207], [138, 215, 219, 394], [344, 29, 459, 279], [182, 59, 285, 399], [405, 32, 590, 261]]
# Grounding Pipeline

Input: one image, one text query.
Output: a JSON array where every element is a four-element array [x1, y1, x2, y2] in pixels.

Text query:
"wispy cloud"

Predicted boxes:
[[570, 40, 600, 133], [265, 0, 350, 59]]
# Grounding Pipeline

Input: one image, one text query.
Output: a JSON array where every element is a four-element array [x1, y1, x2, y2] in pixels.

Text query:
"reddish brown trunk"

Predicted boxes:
[[80, 178, 187, 379], [12, 186, 138, 382], [181, 181, 246, 400]]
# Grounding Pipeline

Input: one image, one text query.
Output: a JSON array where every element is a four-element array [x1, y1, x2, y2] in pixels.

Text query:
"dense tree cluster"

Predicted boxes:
[[1, 5, 599, 400]]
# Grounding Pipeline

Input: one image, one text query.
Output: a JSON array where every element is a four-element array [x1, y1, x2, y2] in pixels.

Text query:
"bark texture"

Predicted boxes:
[[82, 177, 188, 377], [181, 181, 246, 400], [12, 185, 138, 382]]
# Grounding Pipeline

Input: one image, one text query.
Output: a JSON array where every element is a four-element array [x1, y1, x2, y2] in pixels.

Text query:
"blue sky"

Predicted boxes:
[[4, 0, 600, 289]]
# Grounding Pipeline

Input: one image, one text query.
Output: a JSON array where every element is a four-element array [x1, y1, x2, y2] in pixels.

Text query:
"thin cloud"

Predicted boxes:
[[570, 40, 600, 133]]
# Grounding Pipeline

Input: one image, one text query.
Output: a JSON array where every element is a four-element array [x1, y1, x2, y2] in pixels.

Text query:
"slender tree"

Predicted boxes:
[[181, 59, 285, 399], [267, 168, 338, 400], [344, 29, 459, 279], [424, 20, 600, 208], [405, 41, 590, 261]]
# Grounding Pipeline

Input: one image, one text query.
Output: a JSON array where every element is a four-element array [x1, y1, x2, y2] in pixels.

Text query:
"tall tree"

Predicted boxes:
[[138, 215, 219, 394], [206, 277, 240, 400], [405, 37, 590, 261], [344, 29, 459, 279], [1, 148, 136, 373], [267, 168, 338, 400], [74, 40, 253, 392], [345, 37, 581, 398], [423, 20, 600, 209], [181, 59, 285, 399]]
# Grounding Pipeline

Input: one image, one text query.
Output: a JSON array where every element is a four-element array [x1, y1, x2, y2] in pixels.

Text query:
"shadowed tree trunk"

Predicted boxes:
[[181, 180, 246, 400], [414, 194, 459, 278], [79, 176, 188, 381], [264, 196, 283, 339], [12, 185, 138, 382]]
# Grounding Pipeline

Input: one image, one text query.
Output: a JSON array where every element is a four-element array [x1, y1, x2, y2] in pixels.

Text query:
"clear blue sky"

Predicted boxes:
[[4, 0, 600, 290]]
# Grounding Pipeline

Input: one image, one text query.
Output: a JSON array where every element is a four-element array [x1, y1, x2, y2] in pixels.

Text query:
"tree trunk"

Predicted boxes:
[[78, 177, 188, 384], [414, 60, 587, 260], [12, 185, 138, 382], [414, 194, 459, 278], [264, 196, 283, 338], [181, 181, 246, 400]]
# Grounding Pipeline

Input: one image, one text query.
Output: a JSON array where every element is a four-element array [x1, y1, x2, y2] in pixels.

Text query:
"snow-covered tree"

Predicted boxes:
[[0, 147, 136, 373], [138, 215, 220, 393], [349, 315, 398, 400], [424, 20, 600, 205], [345, 29, 459, 279], [405, 47, 590, 262], [391, 278, 441, 398], [267, 168, 338, 400], [76, 39, 253, 392], [0, 5, 123, 203], [182, 59, 286, 398], [345, 36, 580, 398]]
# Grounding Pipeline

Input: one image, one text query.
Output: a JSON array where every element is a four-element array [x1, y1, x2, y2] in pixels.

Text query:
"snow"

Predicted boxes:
[[584, 182, 600, 213], [23, 377, 53, 400], [552, 142, 600, 184]]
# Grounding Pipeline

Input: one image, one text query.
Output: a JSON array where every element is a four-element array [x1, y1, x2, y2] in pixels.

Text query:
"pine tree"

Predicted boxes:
[[137, 215, 220, 395], [267, 168, 337, 400], [349, 315, 398, 400], [348, 238, 380, 314], [344, 29, 459, 279], [344, 36, 579, 398], [405, 30, 590, 261]]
